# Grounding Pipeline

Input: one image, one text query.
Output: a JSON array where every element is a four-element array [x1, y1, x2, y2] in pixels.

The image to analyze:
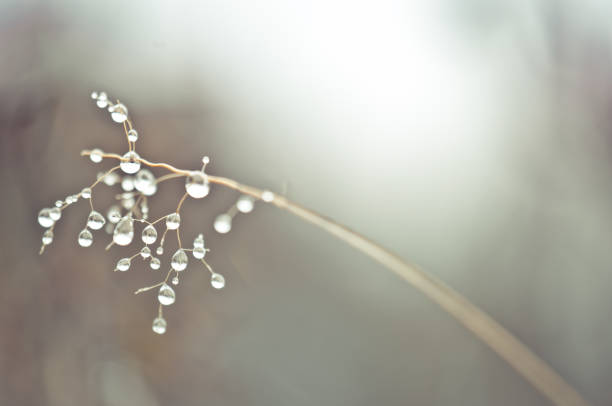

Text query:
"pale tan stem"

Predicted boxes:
[[79, 149, 591, 406]]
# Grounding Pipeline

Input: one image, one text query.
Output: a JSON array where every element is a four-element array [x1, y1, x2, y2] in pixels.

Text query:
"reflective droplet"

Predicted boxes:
[[90, 148, 103, 163], [261, 190, 275, 202], [214, 214, 232, 234], [185, 171, 210, 198], [116, 257, 131, 272], [78, 229, 93, 247], [107, 206, 122, 224], [113, 216, 134, 246], [127, 129, 138, 142], [134, 169, 154, 191], [193, 234, 205, 249], [91, 91, 98, 99], [87, 210, 106, 230], [193, 246, 205, 259], [156, 246, 164, 255], [171, 249, 188, 272], [120, 151, 141, 174], [121, 176, 134, 192], [140, 246, 151, 259], [49, 207, 62, 221], [166, 213, 180, 230], [96, 92, 108, 108], [81, 187, 92, 199], [172, 276, 179, 285], [38, 208, 54, 228], [134, 169, 157, 196], [42, 229, 54, 245], [150, 257, 161, 270], [211, 273, 225, 289], [142, 182, 157, 196], [103, 172, 119, 186], [158, 283, 176, 305], [236, 195, 255, 213], [152, 317, 167, 334], [55, 200, 63, 208], [110, 103, 128, 123], [121, 196, 135, 210], [142, 225, 158, 244]]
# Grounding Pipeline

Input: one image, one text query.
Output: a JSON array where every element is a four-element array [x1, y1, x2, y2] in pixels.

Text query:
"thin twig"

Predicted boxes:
[[79, 151, 591, 406]]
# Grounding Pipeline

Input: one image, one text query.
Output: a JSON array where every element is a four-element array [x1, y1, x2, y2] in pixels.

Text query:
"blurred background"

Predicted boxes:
[[1, 0, 612, 405]]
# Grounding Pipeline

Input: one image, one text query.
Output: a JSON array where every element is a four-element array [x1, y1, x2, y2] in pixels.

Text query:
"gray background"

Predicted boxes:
[[1, 0, 611, 405]]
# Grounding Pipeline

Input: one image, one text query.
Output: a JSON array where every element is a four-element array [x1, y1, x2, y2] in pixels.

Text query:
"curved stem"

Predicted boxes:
[[79, 149, 590, 406]]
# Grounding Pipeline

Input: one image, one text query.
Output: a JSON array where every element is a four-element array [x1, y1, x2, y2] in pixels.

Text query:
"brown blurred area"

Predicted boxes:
[[2, 1, 612, 405]]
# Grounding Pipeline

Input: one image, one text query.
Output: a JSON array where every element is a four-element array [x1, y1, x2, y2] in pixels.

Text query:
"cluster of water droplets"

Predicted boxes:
[[38, 185, 111, 251], [213, 194, 257, 234], [36, 92, 273, 335], [91, 91, 128, 124]]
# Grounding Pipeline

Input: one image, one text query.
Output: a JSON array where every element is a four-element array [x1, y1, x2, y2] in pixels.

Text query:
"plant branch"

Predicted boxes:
[[79, 149, 590, 406]]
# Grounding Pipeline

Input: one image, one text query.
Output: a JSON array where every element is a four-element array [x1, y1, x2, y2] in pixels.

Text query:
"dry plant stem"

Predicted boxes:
[[80, 150, 590, 406]]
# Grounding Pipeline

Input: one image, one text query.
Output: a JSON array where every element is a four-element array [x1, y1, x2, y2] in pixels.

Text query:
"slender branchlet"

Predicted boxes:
[[35, 91, 589, 406]]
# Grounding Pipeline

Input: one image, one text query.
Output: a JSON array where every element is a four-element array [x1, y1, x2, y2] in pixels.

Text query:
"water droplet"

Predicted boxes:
[[38, 208, 54, 228], [121, 176, 134, 192], [172, 276, 179, 285], [121, 196, 135, 209], [202, 156, 210, 164], [158, 283, 176, 305], [193, 246, 205, 259], [142, 225, 158, 244], [193, 234, 205, 249], [171, 249, 188, 272], [49, 207, 61, 221], [166, 213, 180, 230], [211, 273, 225, 289], [96, 92, 108, 108], [110, 103, 128, 123], [103, 172, 119, 186], [214, 214, 232, 234], [134, 169, 156, 196], [113, 216, 134, 246], [120, 151, 141, 174], [65, 194, 78, 204], [140, 246, 151, 259], [87, 211, 106, 230], [127, 129, 138, 142], [91, 91, 98, 99], [152, 317, 167, 334], [185, 171, 210, 199], [78, 229, 93, 247], [107, 206, 122, 223], [261, 190, 274, 202], [42, 229, 54, 245], [81, 187, 92, 199], [236, 195, 255, 213], [90, 148, 103, 163], [143, 183, 157, 196], [150, 257, 161, 270], [116, 257, 131, 272], [55, 200, 63, 208], [156, 246, 164, 255]]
